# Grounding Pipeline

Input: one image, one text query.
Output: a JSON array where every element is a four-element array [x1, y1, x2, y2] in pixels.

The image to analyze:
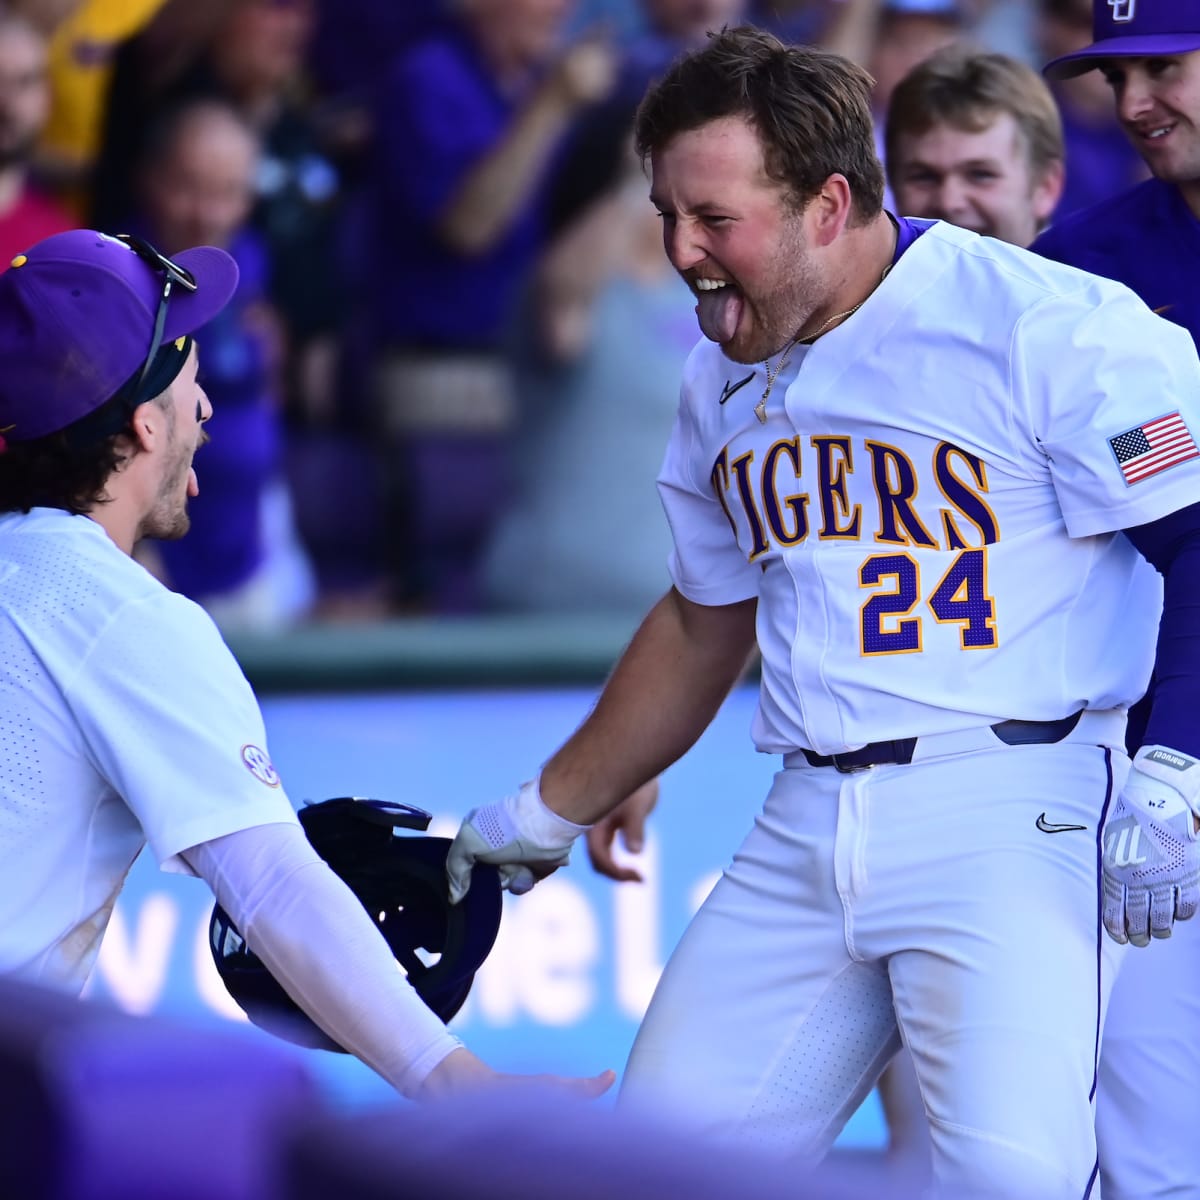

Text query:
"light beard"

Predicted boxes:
[[141, 406, 194, 542], [140, 493, 191, 543], [727, 222, 822, 364]]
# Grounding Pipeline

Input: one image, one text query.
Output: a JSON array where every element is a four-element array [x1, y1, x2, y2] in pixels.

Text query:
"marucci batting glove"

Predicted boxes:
[[446, 777, 590, 905], [1102, 745, 1200, 947]]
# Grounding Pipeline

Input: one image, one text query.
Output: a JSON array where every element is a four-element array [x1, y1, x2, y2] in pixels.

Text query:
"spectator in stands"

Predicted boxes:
[[545, 0, 742, 237], [361, 0, 616, 613], [0, 13, 73, 267], [32, 0, 168, 220], [485, 144, 695, 618], [133, 98, 315, 633], [307, 0, 452, 154], [89, 0, 240, 231], [94, 0, 342, 419], [885, 43, 1065, 241], [869, 0, 968, 206], [204, 0, 344, 426]]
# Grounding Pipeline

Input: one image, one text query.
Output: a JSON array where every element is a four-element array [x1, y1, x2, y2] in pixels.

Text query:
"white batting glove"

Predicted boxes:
[[446, 778, 590, 905], [1102, 746, 1200, 947]]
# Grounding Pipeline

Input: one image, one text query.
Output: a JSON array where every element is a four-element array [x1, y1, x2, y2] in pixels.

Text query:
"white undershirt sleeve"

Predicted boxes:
[[183, 821, 462, 1098]]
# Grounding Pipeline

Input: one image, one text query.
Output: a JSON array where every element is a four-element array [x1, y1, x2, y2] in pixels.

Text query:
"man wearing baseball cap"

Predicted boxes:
[[0, 230, 613, 1103], [1044, 0, 1200, 79], [1035, 6, 1200, 1197]]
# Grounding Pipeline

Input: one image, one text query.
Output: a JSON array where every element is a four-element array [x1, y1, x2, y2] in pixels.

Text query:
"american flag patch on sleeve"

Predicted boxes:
[[1108, 412, 1200, 485]]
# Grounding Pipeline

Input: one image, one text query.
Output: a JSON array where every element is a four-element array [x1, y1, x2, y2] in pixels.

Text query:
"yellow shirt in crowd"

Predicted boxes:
[[39, 0, 167, 214]]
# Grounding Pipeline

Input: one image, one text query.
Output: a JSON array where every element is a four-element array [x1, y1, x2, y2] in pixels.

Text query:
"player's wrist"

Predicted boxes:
[[511, 776, 591, 847], [1131, 745, 1200, 818], [414, 1046, 496, 1099]]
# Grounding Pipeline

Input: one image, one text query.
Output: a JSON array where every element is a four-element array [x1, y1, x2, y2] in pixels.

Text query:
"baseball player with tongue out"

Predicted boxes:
[[446, 26, 1200, 1200]]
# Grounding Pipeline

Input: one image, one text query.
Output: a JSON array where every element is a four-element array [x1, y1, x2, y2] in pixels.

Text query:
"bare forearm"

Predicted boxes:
[[540, 588, 758, 823], [439, 38, 615, 256], [438, 85, 574, 255]]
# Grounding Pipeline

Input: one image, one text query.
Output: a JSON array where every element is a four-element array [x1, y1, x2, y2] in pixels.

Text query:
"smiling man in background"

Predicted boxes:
[[886, 43, 1065, 244]]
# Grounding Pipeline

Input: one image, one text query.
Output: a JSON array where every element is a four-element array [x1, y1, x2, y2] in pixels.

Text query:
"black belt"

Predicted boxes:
[[799, 711, 1084, 773]]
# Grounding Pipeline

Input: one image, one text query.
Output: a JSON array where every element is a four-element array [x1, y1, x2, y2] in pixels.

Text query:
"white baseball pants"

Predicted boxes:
[[620, 730, 1128, 1200]]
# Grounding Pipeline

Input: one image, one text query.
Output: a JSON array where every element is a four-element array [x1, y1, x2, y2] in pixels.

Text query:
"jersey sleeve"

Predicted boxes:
[[656, 366, 761, 606], [64, 591, 299, 874], [1014, 279, 1200, 538]]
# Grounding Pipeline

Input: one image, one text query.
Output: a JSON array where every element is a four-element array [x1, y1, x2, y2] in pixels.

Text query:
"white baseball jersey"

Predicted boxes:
[[658, 220, 1200, 755], [0, 508, 299, 992]]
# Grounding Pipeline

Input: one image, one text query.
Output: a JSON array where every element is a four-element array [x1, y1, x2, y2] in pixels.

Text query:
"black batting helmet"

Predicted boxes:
[[209, 797, 503, 1051]]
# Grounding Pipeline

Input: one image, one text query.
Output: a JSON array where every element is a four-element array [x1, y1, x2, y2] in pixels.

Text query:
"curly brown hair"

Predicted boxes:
[[633, 26, 885, 224], [0, 432, 132, 515]]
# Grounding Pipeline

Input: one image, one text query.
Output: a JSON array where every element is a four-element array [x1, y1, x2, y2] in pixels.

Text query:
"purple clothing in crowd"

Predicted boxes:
[[365, 26, 554, 351], [309, 0, 450, 100], [1032, 178, 1200, 760], [157, 229, 282, 598]]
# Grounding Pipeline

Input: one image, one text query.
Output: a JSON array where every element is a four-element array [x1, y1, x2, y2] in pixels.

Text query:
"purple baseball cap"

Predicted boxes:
[[1044, 0, 1200, 80], [0, 229, 238, 443]]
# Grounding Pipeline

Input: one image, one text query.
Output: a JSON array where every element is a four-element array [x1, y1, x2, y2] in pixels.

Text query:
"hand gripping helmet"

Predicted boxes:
[[209, 797, 502, 1051]]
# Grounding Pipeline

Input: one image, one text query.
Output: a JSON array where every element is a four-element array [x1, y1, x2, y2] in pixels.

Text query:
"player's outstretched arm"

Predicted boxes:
[[541, 587, 758, 822], [186, 824, 615, 1099], [446, 588, 758, 902], [417, 1048, 615, 1101]]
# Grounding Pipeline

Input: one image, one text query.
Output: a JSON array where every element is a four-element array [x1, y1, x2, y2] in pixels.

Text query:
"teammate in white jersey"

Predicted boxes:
[[445, 27, 1200, 1199], [0, 229, 612, 1103]]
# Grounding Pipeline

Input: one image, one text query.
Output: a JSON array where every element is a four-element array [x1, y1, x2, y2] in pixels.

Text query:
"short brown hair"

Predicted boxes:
[[633, 26, 885, 224], [885, 46, 1064, 183]]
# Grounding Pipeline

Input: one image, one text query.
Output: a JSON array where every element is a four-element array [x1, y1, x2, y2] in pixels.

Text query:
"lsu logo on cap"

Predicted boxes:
[[241, 744, 281, 787], [1108, 0, 1136, 22]]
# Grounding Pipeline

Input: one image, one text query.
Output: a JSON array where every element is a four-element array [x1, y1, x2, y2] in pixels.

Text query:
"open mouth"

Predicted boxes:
[[1137, 122, 1177, 145], [694, 277, 744, 344]]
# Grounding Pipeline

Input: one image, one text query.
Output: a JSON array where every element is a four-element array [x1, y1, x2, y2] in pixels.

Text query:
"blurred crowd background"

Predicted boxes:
[[0, 0, 1145, 633]]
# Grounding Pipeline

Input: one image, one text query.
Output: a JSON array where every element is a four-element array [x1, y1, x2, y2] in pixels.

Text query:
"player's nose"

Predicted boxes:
[[663, 218, 709, 273], [1116, 75, 1154, 124], [934, 178, 970, 217]]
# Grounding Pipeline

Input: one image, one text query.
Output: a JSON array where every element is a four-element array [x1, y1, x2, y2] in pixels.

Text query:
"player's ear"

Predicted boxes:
[[807, 173, 854, 248], [125, 399, 162, 454]]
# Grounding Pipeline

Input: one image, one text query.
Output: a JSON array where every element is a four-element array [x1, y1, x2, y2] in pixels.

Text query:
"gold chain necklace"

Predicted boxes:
[[754, 262, 894, 424]]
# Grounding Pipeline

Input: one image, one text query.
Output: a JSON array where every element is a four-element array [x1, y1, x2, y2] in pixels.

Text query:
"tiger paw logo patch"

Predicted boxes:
[[241, 744, 281, 787]]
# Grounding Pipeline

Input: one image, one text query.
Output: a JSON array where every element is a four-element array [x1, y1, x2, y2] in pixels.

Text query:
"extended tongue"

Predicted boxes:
[[696, 287, 743, 344]]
